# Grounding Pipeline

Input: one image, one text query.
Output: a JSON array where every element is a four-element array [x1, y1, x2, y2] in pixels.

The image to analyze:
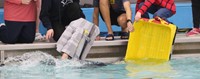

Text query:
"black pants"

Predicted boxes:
[[99, 7, 125, 26], [192, 0, 200, 28], [0, 21, 36, 44], [52, 2, 85, 41], [61, 2, 85, 26]]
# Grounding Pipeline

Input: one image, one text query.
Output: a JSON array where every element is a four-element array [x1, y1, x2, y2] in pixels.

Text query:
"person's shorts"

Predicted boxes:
[[100, 7, 126, 26]]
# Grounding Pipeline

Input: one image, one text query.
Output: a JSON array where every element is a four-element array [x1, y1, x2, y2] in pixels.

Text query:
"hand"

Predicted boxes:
[[21, 0, 31, 4], [127, 21, 134, 32], [45, 29, 54, 40], [134, 12, 142, 21]]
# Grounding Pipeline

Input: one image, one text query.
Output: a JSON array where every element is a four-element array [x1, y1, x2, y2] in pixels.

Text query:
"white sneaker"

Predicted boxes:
[[0, 23, 5, 27], [35, 33, 45, 41]]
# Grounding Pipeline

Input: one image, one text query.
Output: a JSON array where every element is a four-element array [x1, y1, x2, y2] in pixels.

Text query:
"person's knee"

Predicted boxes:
[[117, 14, 127, 26], [153, 12, 165, 18], [153, 9, 173, 19]]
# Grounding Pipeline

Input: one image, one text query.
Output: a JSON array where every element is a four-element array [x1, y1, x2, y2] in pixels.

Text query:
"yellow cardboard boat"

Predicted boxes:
[[125, 18, 177, 61]]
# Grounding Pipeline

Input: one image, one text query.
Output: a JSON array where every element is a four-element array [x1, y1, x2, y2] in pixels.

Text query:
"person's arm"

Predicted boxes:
[[39, 0, 54, 40], [138, 0, 155, 15], [135, 0, 155, 21], [123, 0, 133, 32], [123, 1, 132, 21], [36, 0, 41, 33], [39, 0, 52, 30], [93, 7, 99, 26]]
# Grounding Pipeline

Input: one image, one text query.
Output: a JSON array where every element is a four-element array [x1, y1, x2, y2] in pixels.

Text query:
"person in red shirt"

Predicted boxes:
[[0, 0, 40, 44], [134, 0, 176, 22]]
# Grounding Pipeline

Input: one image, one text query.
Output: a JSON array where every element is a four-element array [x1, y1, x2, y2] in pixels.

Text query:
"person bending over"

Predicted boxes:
[[93, 0, 133, 41], [134, 0, 176, 22], [40, 0, 85, 59]]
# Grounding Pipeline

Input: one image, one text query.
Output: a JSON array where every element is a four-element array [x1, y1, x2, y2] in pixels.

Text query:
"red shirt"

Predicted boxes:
[[136, 0, 176, 15], [4, 0, 37, 22]]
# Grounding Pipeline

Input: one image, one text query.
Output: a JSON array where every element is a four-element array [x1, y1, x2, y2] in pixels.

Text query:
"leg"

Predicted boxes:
[[117, 13, 127, 32], [0, 21, 23, 44], [99, 0, 113, 35], [186, 0, 200, 36], [117, 13, 130, 39], [93, 7, 101, 40], [191, 0, 200, 28], [153, 8, 173, 21], [17, 22, 36, 43]]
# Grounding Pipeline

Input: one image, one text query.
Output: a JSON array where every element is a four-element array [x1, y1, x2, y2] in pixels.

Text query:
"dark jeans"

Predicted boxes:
[[139, 2, 173, 21], [53, 2, 85, 41], [0, 21, 36, 44], [191, 0, 200, 28]]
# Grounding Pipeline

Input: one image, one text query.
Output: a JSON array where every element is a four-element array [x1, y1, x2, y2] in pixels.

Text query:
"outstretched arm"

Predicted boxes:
[[123, 1, 133, 32], [39, 0, 54, 40]]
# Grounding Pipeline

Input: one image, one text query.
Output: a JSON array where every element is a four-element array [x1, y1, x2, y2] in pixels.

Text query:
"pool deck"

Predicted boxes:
[[1, 33, 200, 64]]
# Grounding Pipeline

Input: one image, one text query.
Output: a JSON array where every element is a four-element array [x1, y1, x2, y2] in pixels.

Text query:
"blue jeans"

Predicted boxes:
[[139, 2, 173, 21]]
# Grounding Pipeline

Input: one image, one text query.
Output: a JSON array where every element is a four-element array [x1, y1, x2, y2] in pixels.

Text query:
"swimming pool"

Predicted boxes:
[[0, 51, 200, 79]]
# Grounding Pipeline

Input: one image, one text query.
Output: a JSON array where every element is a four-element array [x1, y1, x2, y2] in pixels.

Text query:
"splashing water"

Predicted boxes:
[[1, 52, 200, 79], [0, 51, 107, 79], [2, 51, 105, 68]]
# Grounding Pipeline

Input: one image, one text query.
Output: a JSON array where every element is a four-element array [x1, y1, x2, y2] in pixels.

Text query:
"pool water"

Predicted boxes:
[[0, 51, 200, 79]]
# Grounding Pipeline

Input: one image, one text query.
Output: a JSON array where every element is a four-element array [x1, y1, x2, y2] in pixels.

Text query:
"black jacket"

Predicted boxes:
[[40, 0, 82, 30]]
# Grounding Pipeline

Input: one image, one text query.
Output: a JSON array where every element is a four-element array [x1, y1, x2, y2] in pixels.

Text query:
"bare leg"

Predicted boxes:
[[117, 14, 127, 32], [99, 0, 113, 40], [61, 53, 69, 60], [93, 7, 101, 40], [117, 14, 129, 39]]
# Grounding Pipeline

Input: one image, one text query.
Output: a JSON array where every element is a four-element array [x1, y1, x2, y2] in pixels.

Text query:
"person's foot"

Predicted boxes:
[[186, 28, 200, 37], [105, 34, 114, 41], [120, 32, 129, 39], [95, 35, 101, 40], [61, 53, 70, 60]]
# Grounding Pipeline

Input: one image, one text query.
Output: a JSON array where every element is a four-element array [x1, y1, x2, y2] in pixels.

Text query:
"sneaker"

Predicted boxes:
[[186, 28, 200, 37], [35, 32, 46, 41], [0, 23, 5, 27]]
